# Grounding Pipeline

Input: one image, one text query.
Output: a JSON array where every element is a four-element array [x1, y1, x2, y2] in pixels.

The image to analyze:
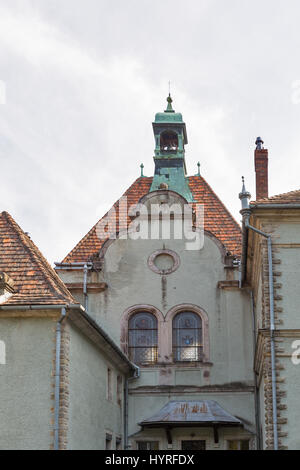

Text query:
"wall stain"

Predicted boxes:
[[161, 275, 167, 311]]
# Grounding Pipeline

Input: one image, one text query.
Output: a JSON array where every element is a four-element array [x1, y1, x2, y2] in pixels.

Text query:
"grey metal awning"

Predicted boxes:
[[139, 400, 243, 444]]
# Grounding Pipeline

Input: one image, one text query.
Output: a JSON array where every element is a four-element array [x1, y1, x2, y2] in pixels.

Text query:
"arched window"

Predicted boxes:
[[160, 130, 178, 152], [128, 312, 158, 365], [172, 312, 203, 362]]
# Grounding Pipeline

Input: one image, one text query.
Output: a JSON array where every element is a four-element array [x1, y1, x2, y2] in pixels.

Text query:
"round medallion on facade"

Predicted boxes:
[[148, 249, 180, 275]]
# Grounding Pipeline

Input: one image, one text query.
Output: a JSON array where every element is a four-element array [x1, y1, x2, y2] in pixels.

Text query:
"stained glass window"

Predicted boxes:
[[128, 312, 158, 365], [173, 312, 203, 362]]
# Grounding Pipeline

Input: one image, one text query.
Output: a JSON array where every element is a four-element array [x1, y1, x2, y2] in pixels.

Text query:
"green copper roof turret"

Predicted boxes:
[[149, 95, 194, 202]]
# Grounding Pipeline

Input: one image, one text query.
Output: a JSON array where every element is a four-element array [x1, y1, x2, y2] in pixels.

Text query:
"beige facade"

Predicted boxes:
[[247, 208, 300, 450]]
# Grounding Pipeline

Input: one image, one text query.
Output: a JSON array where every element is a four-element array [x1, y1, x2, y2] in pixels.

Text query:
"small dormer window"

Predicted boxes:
[[160, 131, 178, 152]]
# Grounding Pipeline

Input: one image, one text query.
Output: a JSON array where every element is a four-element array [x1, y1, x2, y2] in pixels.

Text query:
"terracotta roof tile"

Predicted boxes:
[[62, 175, 242, 263], [0, 211, 76, 306], [251, 189, 300, 205]]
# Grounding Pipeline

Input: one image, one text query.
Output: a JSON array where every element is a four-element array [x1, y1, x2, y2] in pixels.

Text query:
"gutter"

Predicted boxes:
[[0, 304, 70, 310], [250, 204, 300, 209], [241, 209, 278, 450]]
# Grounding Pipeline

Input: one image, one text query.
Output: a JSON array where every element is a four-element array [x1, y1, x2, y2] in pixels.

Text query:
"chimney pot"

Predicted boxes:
[[254, 138, 268, 200]]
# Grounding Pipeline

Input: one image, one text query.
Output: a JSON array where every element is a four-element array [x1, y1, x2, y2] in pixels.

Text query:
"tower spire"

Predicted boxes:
[[165, 93, 175, 113], [149, 96, 194, 202]]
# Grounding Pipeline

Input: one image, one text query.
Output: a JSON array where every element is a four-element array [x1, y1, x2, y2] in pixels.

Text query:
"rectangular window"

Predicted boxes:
[[181, 440, 206, 450], [116, 437, 122, 450], [106, 433, 113, 450], [107, 368, 112, 401], [137, 441, 159, 450], [227, 440, 250, 450], [117, 375, 122, 406]]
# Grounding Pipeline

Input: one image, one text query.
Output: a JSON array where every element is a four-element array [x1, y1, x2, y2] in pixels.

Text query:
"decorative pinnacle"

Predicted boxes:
[[197, 162, 201, 176], [165, 93, 175, 113], [239, 176, 251, 210], [140, 163, 144, 177], [255, 136, 264, 150]]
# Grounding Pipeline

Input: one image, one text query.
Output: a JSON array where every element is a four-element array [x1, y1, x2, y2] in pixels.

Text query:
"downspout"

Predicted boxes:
[[243, 213, 278, 450], [251, 290, 262, 450], [54, 307, 66, 450], [83, 263, 88, 312], [55, 262, 92, 312], [124, 366, 140, 450]]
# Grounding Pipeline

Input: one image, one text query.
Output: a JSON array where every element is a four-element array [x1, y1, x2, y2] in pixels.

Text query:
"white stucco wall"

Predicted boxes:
[[0, 317, 55, 450]]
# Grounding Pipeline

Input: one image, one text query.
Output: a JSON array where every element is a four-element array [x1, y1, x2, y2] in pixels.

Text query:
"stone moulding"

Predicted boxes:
[[147, 249, 180, 275]]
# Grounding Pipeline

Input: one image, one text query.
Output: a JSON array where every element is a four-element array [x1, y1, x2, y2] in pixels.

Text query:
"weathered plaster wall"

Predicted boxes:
[[0, 317, 55, 450], [67, 322, 125, 450], [254, 216, 300, 449], [58, 208, 255, 449]]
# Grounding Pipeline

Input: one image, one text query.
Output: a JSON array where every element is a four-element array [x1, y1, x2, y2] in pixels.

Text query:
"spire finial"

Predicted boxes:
[[140, 163, 144, 177], [197, 162, 201, 176], [165, 90, 175, 113], [239, 176, 251, 210]]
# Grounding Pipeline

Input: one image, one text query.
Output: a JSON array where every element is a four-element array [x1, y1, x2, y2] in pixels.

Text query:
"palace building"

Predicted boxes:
[[0, 96, 299, 450]]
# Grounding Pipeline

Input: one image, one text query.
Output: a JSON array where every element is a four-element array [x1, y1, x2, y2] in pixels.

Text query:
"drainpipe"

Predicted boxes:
[[83, 263, 88, 312], [124, 366, 140, 450], [54, 307, 66, 450], [250, 290, 262, 449], [55, 262, 92, 312], [240, 210, 278, 450]]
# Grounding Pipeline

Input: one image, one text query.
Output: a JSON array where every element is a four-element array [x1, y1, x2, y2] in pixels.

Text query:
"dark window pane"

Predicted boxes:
[[137, 441, 159, 450], [240, 440, 250, 450], [181, 440, 206, 450]]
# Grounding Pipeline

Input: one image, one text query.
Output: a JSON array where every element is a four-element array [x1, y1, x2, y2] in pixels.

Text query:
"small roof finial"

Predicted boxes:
[[165, 88, 175, 113], [255, 136, 264, 150], [140, 163, 144, 177], [239, 176, 251, 210], [197, 162, 201, 176]]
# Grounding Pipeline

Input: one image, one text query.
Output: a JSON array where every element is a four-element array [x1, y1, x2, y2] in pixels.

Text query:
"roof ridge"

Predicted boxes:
[[1, 212, 74, 304]]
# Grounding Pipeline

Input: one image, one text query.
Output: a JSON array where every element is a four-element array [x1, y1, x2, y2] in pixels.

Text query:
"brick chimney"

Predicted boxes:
[[254, 137, 268, 200]]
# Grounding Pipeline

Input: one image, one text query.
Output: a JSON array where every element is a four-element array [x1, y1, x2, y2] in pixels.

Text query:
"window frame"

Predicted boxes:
[[128, 311, 158, 366], [172, 311, 203, 362], [121, 304, 209, 366], [136, 440, 160, 450], [165, 304, 209, 363], [227, 439, 250, 450]]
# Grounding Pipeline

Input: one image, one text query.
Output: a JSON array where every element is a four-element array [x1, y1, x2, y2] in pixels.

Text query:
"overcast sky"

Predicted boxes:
[[1, 0, 300, 264]]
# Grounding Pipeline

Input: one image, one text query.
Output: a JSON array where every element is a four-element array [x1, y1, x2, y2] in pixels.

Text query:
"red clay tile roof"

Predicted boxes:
[[251, 189, 300, 205], [62, 175, 242, 263], [0, 211, 76, 306]]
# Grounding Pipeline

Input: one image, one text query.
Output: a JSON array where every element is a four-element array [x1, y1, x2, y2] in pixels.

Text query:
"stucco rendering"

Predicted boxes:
[[1, 97, 300, 450]]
